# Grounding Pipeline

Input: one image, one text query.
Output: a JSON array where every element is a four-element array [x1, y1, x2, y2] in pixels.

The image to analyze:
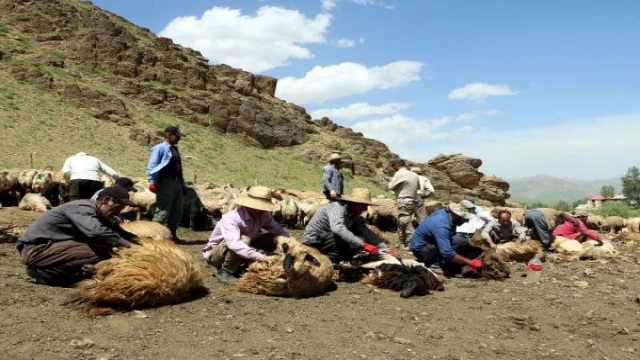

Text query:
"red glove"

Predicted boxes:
[[361, 243, 379, 255], [148, 183, 157, 193], [469, 259, 483, 269]]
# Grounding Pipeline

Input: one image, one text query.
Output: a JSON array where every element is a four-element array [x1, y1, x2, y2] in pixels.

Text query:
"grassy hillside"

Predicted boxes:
[[0, 70, 383, 194]]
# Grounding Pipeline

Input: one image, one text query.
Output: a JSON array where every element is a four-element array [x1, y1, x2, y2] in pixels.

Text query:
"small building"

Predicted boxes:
[[586, 194, 627, 209]]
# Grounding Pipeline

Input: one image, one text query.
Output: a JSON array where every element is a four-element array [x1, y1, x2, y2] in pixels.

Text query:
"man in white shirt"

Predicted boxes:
[[455, 199, 496, 238], [61, 152, 120, 201], [411, 167, 436, 222], [387, 158, 420, 247]]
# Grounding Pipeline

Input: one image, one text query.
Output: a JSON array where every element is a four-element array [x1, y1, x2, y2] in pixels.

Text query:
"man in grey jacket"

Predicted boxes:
[[16, 187, 138, 287]]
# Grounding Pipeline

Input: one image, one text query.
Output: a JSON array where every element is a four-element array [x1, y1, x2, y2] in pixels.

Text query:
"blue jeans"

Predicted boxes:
[[413, 235, 482, 270]]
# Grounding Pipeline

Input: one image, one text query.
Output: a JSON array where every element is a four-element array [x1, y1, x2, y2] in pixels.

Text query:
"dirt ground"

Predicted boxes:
[[1, 208, 640, 360]]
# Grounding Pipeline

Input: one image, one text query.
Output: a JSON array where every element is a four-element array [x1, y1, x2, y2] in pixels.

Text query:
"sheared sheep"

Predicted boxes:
[[462, 249, 511, 280], [549, 236, 584, 261], [120, 221, 172, 241], [19, 193, 52, 212], [235, 242, 334, 298], [602, 216, 625, 233], [337, 254, 444, 298], [129, 190, 156, 219], [496, 240, 545, 262], [64, 239, 206, 316], [274, 198, 299, 228], [580, 239, 617, 260]]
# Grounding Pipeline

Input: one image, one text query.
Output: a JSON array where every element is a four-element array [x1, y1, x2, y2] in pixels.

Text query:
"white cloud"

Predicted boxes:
[[321, 0, 338, 11], [333, 38, 356, 48], [455, 109, 500, 121], [448, 82, 519, 103], [159, 6, 331, 73], [350, 0, 377, 4], [276, 61, 423, 105], [310, 102, 411, 120], [409, 112, 640, 180]]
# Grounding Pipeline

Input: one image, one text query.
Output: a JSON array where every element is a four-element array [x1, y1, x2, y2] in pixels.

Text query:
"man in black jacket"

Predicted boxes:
[[16, 187, 138, 287]]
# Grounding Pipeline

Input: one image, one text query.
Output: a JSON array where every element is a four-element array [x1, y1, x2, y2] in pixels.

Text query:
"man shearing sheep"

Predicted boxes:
[[481, 209, 527, 249]]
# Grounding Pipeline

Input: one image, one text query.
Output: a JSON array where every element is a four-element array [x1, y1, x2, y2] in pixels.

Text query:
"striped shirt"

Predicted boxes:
[[302, 202, 382, 249]]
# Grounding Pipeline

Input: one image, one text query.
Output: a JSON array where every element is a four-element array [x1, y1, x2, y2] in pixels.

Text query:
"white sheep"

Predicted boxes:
[[19, 193, 52, 212]]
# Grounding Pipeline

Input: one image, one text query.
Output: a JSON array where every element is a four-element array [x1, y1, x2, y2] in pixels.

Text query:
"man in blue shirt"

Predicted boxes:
[[410, 202, 483, 276], [322, 153, 343, 201], [146, 126, 185, 242]]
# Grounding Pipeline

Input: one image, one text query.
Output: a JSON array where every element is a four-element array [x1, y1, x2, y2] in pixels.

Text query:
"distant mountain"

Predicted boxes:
[[507, 175, 622, 204]]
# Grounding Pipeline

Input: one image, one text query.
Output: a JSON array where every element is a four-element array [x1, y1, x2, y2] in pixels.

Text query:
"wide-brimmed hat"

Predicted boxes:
[[327, 153, 342, 162], [340, 188, 376, 206], [448, 202, 471, 220], [410, 166, 423, 174], [573, 210, 589, 218], [460, 199, 476, 210], [236, 186, 278, 212]]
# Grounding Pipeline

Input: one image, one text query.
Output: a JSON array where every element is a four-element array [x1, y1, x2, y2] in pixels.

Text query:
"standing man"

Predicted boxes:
[[410, 203, 483, 276], [61, 152, 120, 201], [146, 126, 185, 242], [410, 166, 436, 222], [388, 158, 420, 247], [322, 153, 344, 201], [202, 186, 291, 283], [302, 188, 396, 264], [16, 187, 138, 286]]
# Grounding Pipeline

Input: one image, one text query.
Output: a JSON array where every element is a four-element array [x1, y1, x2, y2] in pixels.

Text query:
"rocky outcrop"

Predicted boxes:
[[428, 154, 483, 189]]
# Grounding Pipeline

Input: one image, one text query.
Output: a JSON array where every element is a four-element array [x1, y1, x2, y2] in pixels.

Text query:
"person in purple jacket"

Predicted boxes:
[[202, 186, 290, 284]]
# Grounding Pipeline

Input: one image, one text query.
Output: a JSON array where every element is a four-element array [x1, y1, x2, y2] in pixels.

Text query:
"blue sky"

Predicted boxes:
[[92, 0, 640, 180]]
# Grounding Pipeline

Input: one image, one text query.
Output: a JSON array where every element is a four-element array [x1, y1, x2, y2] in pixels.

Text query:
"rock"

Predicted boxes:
[[393, 337, 412, 345], [574, 281, 589, 289], [70, 338, 95, 349]]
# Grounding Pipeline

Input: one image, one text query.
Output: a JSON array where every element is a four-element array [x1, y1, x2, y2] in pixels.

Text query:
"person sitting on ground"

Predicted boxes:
[[301, 188, 397, 264], [455, 199, 494, 239], [322, 153, 344, 201], [552, 211, 601, 243], [523, 209, 553, 249], [409, 202, 483, 276], [16, 187, 138, 287], [481, 209, 527, 249], [61, 152, 121, 201], [202, 186, 291, 284]]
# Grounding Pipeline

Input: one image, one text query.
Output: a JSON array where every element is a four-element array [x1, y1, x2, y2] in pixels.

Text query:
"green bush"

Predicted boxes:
[[593, 201, 640, 218]]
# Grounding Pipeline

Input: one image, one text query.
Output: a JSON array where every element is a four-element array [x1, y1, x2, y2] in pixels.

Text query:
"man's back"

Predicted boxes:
[[410, 208, 452, 251], [388, 168, 420, 201], [62, 153, 116, 181]]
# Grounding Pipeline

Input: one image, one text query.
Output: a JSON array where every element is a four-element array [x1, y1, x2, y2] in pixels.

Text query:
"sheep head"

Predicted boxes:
[[281, 242, 333, 283]]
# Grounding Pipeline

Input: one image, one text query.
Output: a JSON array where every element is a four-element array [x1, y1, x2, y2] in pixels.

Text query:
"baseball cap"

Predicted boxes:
[[98, 186, 136, 206], [164, 125, 184, 137], [390, 158, 405, 166], [115, 177, 137, 192]]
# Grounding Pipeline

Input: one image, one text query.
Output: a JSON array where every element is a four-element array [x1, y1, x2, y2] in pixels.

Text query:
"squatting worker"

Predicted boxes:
[[387, 158, 419, 247], [410, 203, 483, 276], [61, 152, 121, 201], [202, 186, 291, 284], [322, 153, 344, 201], [146, 125, 185, 242], [301, 188, 398, 264], [16, 187, 138, 287]]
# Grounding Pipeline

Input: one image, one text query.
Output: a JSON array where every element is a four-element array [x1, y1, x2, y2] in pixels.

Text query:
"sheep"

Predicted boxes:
[[120, 221, 172, 241], [0, 224, 27, 244], [31, 171, 53, 193], [602, 216, 625, 233], [41, 181, 69, 207], [614, 231, 640, 243], [64, 239, 206, 316], [275, 198, 299, 228], [586, 215, 605, 231], [129, 190, 156, 219], [19, 193, 52, 212], [296, 198, 328, 227], [367, 198, 398, 231], [624, 217, 640, 233], [580, 239, 617, 260], [461, 249, 511, 280], [549, 236, 584, 261], [337, 254, 444, 298], [0, 169, 19, 192], [496, 240, 545, 262], [235, 241, 334, 298], [18, 169, 39, 191]]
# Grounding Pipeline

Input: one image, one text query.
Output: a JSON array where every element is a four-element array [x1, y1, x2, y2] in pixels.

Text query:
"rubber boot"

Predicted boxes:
[[170, 227, 180, 242], [215, 267, 238, 284]]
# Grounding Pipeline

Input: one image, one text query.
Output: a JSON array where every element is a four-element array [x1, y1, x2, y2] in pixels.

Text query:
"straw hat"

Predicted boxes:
[[235, 186, 278, 212], [573, 210, 589, 218], [340, 188, 376, 205], [410, 166, 423, 174], [327, 153, 342, 162], [460, 199, 475, 210], [448, 202, 471, 220]]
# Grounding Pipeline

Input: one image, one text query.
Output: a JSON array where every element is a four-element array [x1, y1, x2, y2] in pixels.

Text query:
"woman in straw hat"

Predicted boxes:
[[301, 188, 398, 264], [322, 153, 344, 201], [202, 186, 291, 283]]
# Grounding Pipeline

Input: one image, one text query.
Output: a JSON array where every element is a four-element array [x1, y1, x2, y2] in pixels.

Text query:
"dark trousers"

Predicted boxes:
[[413, 234, 482, 272], [524, 209, 551, 247], [69, 179, 103, 201], [19, 240, 112, 287], [304, 232, 356, 264], [153, 178, 184, 230]]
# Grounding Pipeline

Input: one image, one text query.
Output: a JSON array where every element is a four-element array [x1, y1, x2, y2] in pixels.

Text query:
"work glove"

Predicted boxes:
[[329, 190, 338, 200], [148, 183, 157, 193], [361, 243, 379, 255], [469, 259, 483, 269]]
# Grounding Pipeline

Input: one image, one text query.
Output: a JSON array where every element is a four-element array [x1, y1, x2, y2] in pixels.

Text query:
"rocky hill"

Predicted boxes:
[[0, 0, 511, 204]]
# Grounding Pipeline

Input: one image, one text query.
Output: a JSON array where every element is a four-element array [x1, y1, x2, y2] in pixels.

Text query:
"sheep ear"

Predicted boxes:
[[282, 242, 290, 254], [304, 253, 321, 267], [283, 254, 295, 273]]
